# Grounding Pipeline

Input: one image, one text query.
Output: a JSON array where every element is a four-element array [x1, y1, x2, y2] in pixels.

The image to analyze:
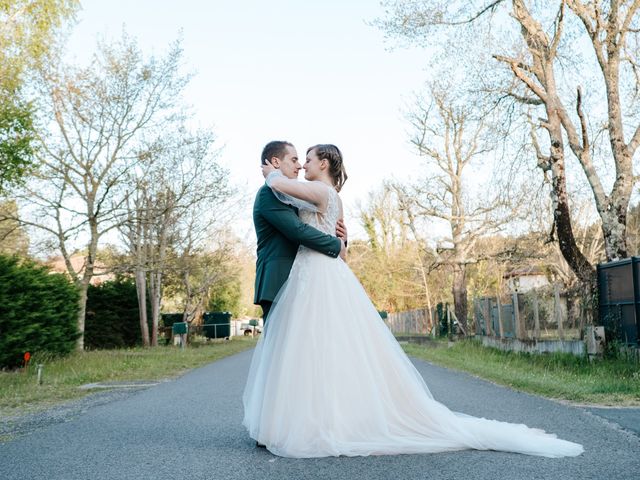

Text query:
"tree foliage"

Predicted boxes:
[[0, 0, 80, 86], [161, 237, 243, 323], [0, 0, 79, 192], [0, 96, 34, 192], [0, 254, 79, 369], [207, 276, 242, 317], [352, 182, 605, 326], [348, 185, 437, 313]]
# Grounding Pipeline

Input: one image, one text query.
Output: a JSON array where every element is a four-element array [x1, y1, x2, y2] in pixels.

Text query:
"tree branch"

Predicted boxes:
[[576, 86, 590, 152], [444, 0, 506, 25], [494, 55, 548, 102]]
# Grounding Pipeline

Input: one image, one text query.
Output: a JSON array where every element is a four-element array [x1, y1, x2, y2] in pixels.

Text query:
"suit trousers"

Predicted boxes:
[[259, 301, 272, 326]]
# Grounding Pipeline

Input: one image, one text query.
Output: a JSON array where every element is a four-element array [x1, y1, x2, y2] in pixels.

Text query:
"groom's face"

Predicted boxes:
[[278, 145, 301, 179]]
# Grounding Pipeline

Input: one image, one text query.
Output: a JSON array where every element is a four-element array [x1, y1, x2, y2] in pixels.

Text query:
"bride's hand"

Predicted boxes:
[[262, 161, 277, 178]]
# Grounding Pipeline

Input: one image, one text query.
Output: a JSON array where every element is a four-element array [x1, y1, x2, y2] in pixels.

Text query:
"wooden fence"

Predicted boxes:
[[474, 285, 587, 341], [473, 286, 589, 355], [385, 286, 592, 356], [385, 305, 460, 336]]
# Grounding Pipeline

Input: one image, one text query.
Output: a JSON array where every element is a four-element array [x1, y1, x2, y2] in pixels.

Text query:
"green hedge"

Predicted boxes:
[[84, 278, 145, 349], [0, 255, 79, 369]]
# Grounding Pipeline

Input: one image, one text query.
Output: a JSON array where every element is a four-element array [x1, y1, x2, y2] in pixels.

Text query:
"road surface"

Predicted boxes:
[[1, 348, 638, 479]]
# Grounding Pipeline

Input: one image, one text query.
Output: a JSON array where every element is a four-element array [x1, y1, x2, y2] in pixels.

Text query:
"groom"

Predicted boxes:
[[253, 140, 347, 324]]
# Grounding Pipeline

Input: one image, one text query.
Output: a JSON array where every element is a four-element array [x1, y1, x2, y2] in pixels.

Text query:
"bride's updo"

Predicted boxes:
[[307, 144, 348, 192]]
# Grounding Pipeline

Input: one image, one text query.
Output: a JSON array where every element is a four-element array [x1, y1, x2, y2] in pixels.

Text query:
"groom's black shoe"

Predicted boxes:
[[256, 441, 266, 448]]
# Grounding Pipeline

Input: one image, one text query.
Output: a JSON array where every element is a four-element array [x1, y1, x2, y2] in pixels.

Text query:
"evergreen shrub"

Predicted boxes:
[[84, 278, 144, 349], [0, 255, 79, 369]]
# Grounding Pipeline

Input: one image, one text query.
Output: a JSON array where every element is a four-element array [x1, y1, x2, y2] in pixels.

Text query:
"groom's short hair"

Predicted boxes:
[[261, 141, 293, 165]]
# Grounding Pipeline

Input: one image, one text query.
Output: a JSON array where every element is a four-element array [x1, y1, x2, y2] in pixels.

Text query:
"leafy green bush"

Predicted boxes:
[[0, 96, 35, 193], [0, 255, 79, 369], [84, 278, 145, 349], [207, 276, 242, 317]]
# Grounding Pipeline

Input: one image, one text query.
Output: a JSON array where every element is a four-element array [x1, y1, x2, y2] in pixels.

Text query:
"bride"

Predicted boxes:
[[242, 144, 584, 459]]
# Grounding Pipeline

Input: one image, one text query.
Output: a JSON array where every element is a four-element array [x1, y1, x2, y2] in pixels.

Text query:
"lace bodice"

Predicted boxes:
[[298, 185, 340, 236]]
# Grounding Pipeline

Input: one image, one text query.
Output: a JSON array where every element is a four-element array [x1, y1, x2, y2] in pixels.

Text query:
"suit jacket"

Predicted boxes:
[[253, 184, 341, 304]]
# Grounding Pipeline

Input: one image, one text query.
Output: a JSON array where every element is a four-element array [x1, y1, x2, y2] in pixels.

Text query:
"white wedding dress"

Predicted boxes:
[[243, 185, 583, 459]]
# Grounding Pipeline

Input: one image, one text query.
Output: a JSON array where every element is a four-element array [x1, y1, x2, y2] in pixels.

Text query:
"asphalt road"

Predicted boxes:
[[1, 348, 639, 480]]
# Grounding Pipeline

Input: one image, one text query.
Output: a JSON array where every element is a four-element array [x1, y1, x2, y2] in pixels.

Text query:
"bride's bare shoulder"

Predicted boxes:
[[335, 190, 343, 215]]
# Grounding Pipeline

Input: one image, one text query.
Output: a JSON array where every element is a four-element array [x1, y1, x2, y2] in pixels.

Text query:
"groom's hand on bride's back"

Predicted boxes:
[[336, 219, 348, 247], [339, 238, 347, 260]]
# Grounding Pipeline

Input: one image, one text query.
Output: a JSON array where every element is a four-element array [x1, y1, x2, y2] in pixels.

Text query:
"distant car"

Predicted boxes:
[[241, 323, 262, 336]]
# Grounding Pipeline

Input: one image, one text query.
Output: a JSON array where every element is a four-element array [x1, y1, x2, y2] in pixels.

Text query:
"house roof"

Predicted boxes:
[[503, 266, 546, 279], [46, 254, 114, 285]]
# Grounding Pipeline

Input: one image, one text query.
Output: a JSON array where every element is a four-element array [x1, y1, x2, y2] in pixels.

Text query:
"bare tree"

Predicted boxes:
[[0, 200, 29, 255], [395, 85, 520, 333], [176, 237, 238, 326], [8, 33, 188, 350], [119, 129, 234, 346], [496, 0, 640, 279], [352, 184, 432, 313], [358, 184, 409, 253], [377, 0, 640, 286]]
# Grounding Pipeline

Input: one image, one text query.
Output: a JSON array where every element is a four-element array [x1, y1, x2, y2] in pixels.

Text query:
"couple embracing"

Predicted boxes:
[[242, 140, 584, 459]]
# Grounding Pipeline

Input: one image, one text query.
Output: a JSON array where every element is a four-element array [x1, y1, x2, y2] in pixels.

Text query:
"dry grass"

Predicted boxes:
[[0, 337, 257, 416]]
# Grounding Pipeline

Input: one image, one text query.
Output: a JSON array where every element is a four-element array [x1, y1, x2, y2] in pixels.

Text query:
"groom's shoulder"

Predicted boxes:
[[254, 184, 277, 211], [254, 185, 296, 218], [254, 184, 273, 203], [256, 184, 270, 195]]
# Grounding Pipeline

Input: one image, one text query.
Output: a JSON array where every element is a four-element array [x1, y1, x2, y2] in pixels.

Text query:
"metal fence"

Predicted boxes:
[[598, 257, 640, 346]]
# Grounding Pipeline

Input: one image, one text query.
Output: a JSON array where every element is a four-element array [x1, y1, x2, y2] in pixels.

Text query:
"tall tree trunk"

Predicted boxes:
[[546, 107, 595, 286], [76, 282, 89, 351], [601, 204, 629, 261], [601, 55, 631, 260], [451, 263, 468, 334], [418, 258, 433, 334], [508, 0, 596, 285], [150, 270, 162, 346], [76, 223, 98, 351], [135, 267, 150, 347]]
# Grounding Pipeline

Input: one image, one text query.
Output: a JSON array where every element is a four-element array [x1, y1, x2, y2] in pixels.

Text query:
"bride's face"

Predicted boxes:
[[303, 149, 325, 181]]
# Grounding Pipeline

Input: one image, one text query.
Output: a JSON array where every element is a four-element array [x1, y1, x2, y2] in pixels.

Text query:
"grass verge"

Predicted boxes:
[[402, 339, 640, 406], [0, 337, 257, 416]]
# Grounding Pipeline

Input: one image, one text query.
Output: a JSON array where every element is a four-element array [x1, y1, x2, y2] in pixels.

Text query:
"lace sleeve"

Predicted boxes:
[[265, 170, 320, 213]]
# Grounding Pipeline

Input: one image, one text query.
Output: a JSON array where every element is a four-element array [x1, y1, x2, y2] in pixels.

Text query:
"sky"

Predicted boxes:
[[64, 0, 430, 241]]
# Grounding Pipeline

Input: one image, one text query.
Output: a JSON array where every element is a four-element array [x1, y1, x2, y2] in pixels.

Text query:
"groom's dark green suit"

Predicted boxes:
[[253, 184, 341, 322]]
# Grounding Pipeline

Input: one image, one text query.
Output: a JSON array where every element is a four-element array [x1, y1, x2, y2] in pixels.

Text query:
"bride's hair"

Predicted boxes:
[[307, 144, 348, 192]]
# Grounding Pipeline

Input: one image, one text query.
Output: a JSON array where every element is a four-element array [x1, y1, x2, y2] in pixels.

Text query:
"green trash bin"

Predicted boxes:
[[172, 322, 188, 335], [203, 312, 231, 339]]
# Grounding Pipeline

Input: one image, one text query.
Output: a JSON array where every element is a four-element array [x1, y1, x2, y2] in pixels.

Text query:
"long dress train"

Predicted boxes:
[[243, 186, 583, 459]]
